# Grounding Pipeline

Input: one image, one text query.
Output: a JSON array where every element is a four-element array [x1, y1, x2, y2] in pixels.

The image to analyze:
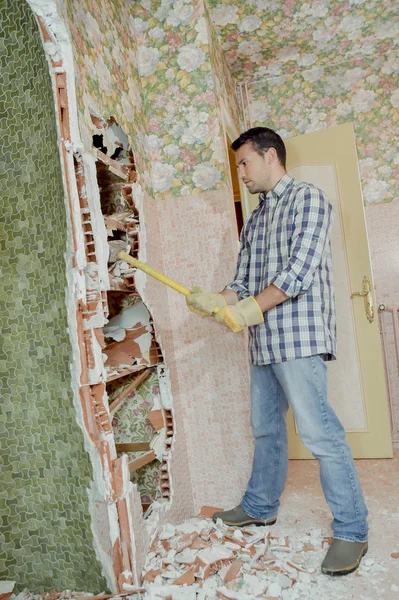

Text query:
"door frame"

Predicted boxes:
[[286, 123, 393, 459]]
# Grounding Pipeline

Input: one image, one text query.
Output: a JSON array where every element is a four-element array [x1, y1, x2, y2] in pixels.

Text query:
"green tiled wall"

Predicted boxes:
[[0, 1, 106, 592]]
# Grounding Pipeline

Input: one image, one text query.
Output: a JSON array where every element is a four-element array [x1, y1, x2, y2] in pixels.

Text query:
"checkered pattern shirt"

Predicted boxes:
[[226, 173, 336, 365]]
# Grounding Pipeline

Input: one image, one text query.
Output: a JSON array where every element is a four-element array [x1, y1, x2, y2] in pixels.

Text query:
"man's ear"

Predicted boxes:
[[267, 147, 278, 164]]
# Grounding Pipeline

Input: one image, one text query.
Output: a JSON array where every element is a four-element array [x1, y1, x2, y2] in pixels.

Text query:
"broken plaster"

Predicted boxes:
[[157, 366, 173, 410], [104, 303, 152, 343], [27, 0, 117, 589], [27, 0, 177, 590], [97, 120, 131, 161], [81, 154, 111, 293], [88, 329, 107, 384], [150, 429, 167, 462]]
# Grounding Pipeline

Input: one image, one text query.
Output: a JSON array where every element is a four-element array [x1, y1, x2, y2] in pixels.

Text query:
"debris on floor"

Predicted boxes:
[[7, 590, 144, 600], [136, 507, 398, 599], [139, 510, 325, 599], [6, 509, 399, 600]]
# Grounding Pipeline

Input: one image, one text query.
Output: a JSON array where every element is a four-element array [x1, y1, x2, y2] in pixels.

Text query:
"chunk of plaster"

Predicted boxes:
[[142, 569, 162, 583], [104, 302, 151, 341], [134, 332, 152, 362], [196, 544, 233, 566], [266, 582, 282, 597], [173, 566, 196, 585], [148, 409, 164, 431], [104, 326, 149, 365], [150, 428, 166, 461], [224, 559, 243, 583], [0, 582, 15, 600]]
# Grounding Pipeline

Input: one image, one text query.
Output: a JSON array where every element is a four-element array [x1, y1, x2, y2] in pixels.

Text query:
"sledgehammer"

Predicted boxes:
[[118, 251, 221, 315], [118, 251, 191, 297]]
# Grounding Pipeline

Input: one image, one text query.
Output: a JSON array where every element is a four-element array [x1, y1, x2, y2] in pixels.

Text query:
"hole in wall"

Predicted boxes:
[[91, 115, 173, 516]]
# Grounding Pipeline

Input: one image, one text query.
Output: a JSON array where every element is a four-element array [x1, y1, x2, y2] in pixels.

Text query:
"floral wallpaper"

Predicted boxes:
[[248, 51, 399, 205], [65, 0, 150, 176], [110, 372, 158, 442], [206, 0, 399, 82], [205, 4, 240, 128], [111, 371, 161, 503], [65, 0, 240, 199], [125, 0, 230, 198], [64, 0, 396, 201], [203, 0, 398, 205]]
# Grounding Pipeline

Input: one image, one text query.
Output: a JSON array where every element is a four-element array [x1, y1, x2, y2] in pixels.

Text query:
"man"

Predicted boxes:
[[186, 127, 368, 576]]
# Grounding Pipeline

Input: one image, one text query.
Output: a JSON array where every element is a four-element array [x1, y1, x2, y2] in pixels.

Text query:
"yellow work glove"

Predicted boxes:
[[215, 296, 264, 332], [186, 286, 227, 317]]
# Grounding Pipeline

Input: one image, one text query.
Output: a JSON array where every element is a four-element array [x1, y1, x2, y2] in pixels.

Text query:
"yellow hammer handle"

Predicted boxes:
[[118, 252, 191, 296]]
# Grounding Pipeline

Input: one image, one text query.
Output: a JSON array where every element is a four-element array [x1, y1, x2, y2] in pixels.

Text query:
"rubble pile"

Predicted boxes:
[[140, 513, 336, 599], [6, 590, 144, 600], [5, 511, 398, 600]]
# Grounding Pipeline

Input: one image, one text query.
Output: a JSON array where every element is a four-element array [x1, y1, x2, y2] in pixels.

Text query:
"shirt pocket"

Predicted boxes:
[[268, 210, 295, 243], [266, 221, 290, 246]]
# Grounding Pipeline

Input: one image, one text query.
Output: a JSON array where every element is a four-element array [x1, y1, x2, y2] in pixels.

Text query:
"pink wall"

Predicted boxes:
[[366, 201, 399, 447], [143, 187, 254, 513], [140, 191, 195, 523]]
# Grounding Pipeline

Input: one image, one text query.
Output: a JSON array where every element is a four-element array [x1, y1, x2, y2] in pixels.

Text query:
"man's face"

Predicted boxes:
[[235, 142, 273, 194]]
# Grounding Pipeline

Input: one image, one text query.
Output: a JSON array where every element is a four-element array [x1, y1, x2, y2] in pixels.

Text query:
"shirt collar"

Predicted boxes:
[[260, 173, 294, 203], [272, 173, 294, 198]]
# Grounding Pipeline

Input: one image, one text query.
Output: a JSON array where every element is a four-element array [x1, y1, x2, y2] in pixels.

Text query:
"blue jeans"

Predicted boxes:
[[241, 356, 368, 542]]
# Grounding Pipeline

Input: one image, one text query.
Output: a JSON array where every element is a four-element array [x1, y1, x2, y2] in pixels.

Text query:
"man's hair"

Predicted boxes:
[[231, 127, 286, 168]]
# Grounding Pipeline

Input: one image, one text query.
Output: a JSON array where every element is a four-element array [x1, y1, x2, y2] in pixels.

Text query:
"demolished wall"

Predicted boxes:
[[0, 0, 106, 592], [62, 0, 254, 543], [1, 0, 256, 590]]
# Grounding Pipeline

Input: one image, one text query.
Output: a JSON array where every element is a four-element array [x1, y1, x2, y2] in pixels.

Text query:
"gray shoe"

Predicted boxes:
[[212, 504, 277, 527], [321, 539, 368, 576]]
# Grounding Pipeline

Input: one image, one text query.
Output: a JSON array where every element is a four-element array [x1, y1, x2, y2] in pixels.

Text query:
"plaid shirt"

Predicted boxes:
[[226, 173, 336, 365]]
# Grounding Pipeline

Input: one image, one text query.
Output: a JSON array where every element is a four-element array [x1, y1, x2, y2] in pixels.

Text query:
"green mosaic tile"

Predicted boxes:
[[0, 1, 106, 592]]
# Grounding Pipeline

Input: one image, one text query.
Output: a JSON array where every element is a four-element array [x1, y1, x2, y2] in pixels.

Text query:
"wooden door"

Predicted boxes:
[[284, 124, 392, 458]]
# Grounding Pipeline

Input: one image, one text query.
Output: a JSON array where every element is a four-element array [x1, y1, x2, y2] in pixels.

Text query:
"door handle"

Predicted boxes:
[[351, 276, 374, 323]]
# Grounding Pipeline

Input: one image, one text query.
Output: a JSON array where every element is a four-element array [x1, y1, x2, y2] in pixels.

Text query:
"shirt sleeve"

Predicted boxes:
[[271, 186, 333, 298], [224, 217, 252, 300]]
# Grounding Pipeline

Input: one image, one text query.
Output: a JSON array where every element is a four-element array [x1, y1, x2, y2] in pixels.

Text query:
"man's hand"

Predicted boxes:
[[215, 296, 264, 332], [186, 287, 227, 317]]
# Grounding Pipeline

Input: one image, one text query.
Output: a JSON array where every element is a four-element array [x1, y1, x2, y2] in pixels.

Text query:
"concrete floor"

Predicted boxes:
[[274, 451, 399, 599]]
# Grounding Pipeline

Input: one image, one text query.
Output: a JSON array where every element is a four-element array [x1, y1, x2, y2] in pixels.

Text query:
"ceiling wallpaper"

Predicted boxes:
[[204, 0, 398, 205], [206, 0, 399, 81], [63, 0, 397, 204], [248, 52, 399, 205]]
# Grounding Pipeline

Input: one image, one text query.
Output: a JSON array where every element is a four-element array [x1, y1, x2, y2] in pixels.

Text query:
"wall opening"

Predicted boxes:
[[92, 116, 173, 515]]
